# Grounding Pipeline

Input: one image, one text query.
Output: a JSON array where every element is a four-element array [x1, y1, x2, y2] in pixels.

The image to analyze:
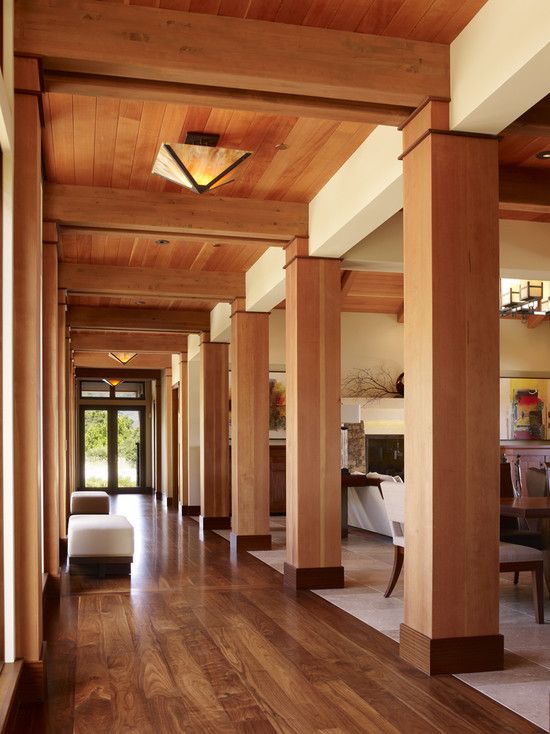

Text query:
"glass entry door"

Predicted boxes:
[[80, 406, 145, 490]]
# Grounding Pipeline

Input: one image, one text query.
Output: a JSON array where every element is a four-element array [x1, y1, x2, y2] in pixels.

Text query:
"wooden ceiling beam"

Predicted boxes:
[[60, 226, 278, 249], [74, 352, 172, 368], [70, 330, 188, 353], [42, 70, 414, 127], [67, 306, 210, 333], [499, 166, 550, 217], [44, 184, 307, 241], [15, 1, 449, 113], [59, 262, 245, 301], [502, 94, 550, 136]]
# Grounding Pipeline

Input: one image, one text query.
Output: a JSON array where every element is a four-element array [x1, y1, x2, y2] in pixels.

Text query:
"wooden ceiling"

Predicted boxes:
[[36, 0, 550, 320], [97, 0, 486, 43], [59, 232, 268, 271], [43, 94, 374, 203], [67, 294, 218, 311]]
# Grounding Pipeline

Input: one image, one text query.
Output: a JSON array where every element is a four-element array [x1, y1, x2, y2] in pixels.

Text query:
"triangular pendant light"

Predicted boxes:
[[109, 351, 137, 366], [152, 132, 252, 194], [103, 377, 124, 388]]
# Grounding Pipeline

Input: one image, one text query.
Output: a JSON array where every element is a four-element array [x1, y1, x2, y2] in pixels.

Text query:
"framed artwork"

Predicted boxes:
[[269, 372, 286, 439], [500, 375, 550, 440], [228, 371, 286, 440]]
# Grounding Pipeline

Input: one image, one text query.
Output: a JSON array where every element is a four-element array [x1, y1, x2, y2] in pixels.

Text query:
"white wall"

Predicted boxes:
[[269, 307, 548, 378], [500, 319, 550, 373]]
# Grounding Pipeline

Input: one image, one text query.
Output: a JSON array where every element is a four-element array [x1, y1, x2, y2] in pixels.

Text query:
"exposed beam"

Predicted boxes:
[[503, 94, 550, 136], [16, 1, 449, 113], [75, 367, 162, 379], [73, 351, 172, 368], [340, 270, 354, 297], [59, 263, 245, 301], [44, 184, 307, 242], [499, 167, 550, 217], [70, 330, 188, 353], [397, 302, 404, 323], [60, 226, 278, 249], [67, 306, 210, 333], [43, 70, 413, 127]]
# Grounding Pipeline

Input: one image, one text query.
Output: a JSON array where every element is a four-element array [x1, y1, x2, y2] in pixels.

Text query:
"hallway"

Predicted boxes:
[[11, 496, 543, 733]]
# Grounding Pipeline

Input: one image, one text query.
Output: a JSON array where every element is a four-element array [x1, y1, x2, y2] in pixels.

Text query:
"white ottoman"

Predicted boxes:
[[70, 490, 110, 515], [68, 514, 134, 576]]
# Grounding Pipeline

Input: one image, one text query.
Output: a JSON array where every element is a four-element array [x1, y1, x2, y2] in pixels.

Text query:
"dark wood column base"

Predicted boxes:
[[230, 533, 272, 552], [19, 646, 46, 703], [199, 515, 231, 531], [399, 624, 504, 675], [283, 562, 345, 590], [181, 504, 201, 516]]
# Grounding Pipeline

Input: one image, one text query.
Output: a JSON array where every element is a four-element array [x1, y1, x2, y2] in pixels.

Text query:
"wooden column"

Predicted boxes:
[[13, 58, 43, 666], [57, 291, 67, 540], [199, 335, 230, 530], [161, 368, 173, 504], [67, 344, 76, 495], [42, 228, 59, 582], [230, 299, 271, 552], [399, 100, 503, 674], [178, 355, 189, 512], [284, 238, 343, 590]]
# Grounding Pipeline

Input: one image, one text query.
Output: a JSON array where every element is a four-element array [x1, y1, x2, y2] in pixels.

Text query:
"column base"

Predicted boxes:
[[399, 623, 504, 675], [19, 644, 46, 703], [181, 505, 201, 516], [230, 533, 272, 552], [199, 515, 231, 531], [283, 562, 344, 590]]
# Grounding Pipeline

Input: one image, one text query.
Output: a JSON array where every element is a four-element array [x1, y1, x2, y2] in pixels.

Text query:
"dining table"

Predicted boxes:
[[500, 496, 550, 593]]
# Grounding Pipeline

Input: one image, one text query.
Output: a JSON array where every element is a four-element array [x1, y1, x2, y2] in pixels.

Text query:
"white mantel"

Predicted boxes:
[[341, 397, 404, 435]]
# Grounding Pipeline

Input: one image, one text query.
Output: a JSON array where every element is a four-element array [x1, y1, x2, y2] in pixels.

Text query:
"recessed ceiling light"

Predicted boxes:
[[275, 143, 288, 151], [136, 300, 146, 305], [536, 151, 550, 159], [155, 239, 170, 245]]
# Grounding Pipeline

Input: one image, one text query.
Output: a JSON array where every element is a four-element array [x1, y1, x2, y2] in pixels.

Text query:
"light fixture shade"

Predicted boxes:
[[109, 351, 137, 366], [103, 377, 124, 387], [152, 142, 252, 194]]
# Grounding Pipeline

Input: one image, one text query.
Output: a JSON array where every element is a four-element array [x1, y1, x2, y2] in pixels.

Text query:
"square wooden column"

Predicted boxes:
[[42, 230, 60, 584], [283, 238, 344, 590], [57, 291, 67, 542], [177, 354, 189, 513], [199, 335, 230, 530], [230, 299, 271, 552], [399, 101, 503, 674], [13, 58, 43, 668], [185, 338, 201, 516]]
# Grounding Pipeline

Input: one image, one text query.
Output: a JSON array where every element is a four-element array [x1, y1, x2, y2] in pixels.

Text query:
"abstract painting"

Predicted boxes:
[[500, 377, 550, 440]]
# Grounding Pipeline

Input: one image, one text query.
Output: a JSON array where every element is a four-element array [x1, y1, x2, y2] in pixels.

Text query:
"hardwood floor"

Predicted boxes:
[[10, 495, 543, 733]]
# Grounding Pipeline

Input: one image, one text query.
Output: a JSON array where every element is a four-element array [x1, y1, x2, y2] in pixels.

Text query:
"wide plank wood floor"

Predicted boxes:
[[10, 495, 544, 733]]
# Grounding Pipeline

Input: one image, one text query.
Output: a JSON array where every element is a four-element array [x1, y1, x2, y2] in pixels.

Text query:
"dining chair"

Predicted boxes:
[[500, 462, 544, 558], [380, 481, 545, 622]]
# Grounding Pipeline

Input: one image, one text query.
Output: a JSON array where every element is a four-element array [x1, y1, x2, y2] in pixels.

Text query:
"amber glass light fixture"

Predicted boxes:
[[103, 377, 125, 388], [152, 132, 252, 194], [109, 351, 137, 366]]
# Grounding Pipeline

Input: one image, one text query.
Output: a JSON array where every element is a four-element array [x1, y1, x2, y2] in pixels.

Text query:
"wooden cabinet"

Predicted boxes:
[[229, 444, 286, 514], [269, 445, 286, 514]]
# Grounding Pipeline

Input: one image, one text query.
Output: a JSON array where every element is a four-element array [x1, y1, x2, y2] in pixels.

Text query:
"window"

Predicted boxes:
[[80, 380, 111, 399], [115, 382, 145, 399]]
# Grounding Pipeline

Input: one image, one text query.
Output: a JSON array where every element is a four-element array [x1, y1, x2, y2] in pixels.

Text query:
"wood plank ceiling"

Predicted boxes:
[[46, 0, 490, 316]]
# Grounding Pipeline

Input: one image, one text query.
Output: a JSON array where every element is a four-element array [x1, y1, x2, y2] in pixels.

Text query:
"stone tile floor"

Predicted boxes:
[[214, 519, 550, 732]]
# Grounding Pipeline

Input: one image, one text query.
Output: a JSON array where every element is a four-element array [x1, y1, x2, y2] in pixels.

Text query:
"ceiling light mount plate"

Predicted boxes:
[[185, 131, 220, 147]]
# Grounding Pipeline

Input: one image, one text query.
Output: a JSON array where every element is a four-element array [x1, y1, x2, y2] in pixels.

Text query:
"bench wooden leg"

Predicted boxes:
[[384, 545, 404, 598], [532, 562, 544, 624]]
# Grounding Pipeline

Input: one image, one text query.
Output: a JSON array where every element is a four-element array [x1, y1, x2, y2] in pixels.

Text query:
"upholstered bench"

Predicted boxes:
[[70, 490, 110, 515], [68, 514, 134, 577]]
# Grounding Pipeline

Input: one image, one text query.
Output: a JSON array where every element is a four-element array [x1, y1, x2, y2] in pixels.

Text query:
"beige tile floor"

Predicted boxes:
[[214, 519, 550, 732]]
